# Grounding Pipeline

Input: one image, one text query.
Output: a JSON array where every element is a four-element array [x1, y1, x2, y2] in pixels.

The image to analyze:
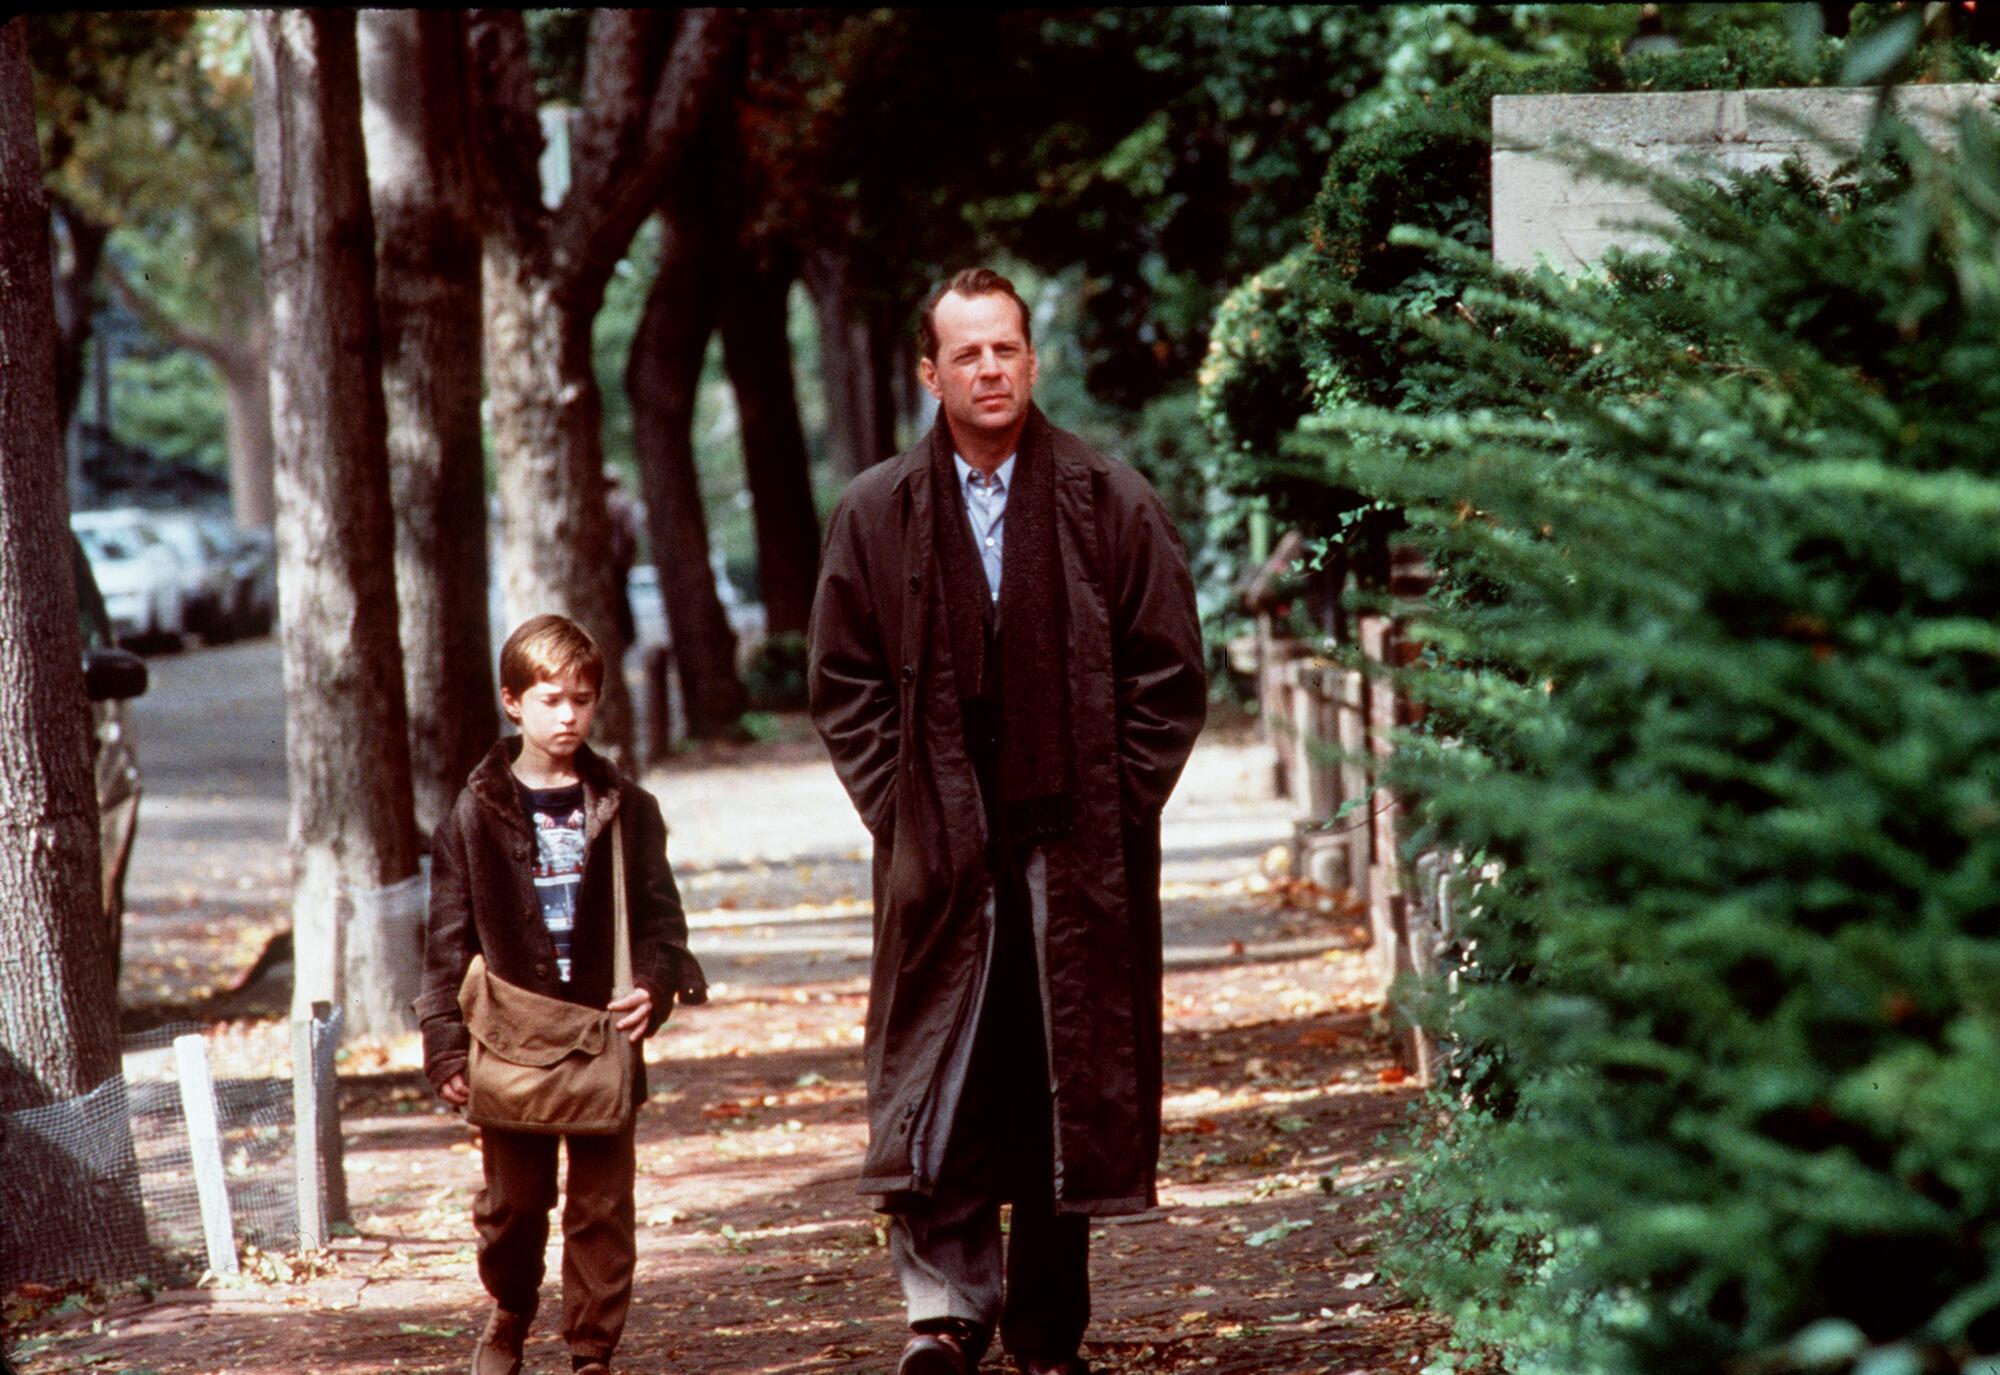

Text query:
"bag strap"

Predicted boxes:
[[611, 811, 632, 995]]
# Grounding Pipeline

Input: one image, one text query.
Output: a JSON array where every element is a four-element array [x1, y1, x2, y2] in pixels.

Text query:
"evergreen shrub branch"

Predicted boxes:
[[1300, 101, 2000, 1375]]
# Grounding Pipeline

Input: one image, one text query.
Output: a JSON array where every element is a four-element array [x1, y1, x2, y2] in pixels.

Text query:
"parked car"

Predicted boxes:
[[144, 511, 239, 643], [71, 508, 186, 651], [222, 524, 278, 637], [73, 536, 147, 971]]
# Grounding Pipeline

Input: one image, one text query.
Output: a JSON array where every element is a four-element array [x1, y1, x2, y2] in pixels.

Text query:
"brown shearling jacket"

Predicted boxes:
[[413, 738, 707, 1099]]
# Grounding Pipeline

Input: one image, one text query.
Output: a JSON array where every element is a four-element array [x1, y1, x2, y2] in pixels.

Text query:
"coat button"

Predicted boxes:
[[535, 962, 549, 979], [901, 664, 915, 682], [907, 573, 920, 593]]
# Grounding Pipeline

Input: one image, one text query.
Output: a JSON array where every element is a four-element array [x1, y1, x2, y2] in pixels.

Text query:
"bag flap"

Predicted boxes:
[[458, 955, 610, 1066]]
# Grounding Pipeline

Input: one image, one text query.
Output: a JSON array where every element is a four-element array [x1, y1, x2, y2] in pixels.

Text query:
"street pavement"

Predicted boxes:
[[124, 635, 1313, 997]]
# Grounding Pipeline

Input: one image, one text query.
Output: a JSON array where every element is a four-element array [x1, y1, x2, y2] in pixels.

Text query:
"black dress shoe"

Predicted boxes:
[[900, 1331, 972, 1375]]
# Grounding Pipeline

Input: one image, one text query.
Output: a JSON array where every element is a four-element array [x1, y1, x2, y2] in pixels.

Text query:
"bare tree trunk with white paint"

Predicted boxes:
[[252, 9, 421, 1034]]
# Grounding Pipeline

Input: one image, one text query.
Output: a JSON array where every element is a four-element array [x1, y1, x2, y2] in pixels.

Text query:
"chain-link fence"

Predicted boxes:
[[0, 1011, 339, 1286]]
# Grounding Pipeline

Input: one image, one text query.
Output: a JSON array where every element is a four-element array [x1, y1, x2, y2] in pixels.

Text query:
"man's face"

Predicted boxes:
[[919, 290, 1038, 446], [501, 671, 599, 764]]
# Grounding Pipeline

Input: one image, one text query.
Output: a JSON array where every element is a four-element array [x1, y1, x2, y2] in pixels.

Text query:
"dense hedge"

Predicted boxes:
[[1285, 100, 2000, 1374], [1198, 33, 1994, 511]]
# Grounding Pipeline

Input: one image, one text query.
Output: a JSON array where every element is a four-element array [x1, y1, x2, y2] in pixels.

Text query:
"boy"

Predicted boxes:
[[415, 614, 707, 1375]]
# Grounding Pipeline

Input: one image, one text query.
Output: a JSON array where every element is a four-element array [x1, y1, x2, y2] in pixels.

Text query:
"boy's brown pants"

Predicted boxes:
[[474, 1120, 636, 1363]]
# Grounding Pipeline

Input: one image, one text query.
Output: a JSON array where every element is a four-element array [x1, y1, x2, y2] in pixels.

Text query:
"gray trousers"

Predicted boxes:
[[888, 851, 1090, 1361]]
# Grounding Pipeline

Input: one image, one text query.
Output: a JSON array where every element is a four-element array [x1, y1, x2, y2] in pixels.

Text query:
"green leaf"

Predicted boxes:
[[1839, 15, 1919, 85], [1786, 1319, 1865, 1365], [1854, 1347, 1925, 1375], [1245, 1218, 1313, 1248], [1781, 4, 1824, 67]]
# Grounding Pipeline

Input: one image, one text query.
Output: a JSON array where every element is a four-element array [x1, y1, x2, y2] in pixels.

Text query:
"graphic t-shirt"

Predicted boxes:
[[517, 780, 586, 982]]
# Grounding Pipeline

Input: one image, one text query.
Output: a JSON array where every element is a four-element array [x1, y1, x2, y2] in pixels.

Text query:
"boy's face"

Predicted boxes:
[[501, 671, 599, 762]]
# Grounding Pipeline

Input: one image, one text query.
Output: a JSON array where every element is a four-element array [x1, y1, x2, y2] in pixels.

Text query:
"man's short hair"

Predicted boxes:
[[499, 614, 605, 697], [919, 267, 1033, 361]]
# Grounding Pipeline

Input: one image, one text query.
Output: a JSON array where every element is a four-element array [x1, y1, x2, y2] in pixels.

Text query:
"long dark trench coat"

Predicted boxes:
[[808, 408, 1206, 1215]]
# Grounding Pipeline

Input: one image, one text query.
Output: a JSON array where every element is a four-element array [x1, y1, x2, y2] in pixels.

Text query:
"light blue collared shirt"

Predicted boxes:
[[952, 451, 1014, 602]]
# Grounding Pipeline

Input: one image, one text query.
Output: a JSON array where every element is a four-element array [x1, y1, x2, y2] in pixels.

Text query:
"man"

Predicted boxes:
[[808, 268, 1206, 1375]]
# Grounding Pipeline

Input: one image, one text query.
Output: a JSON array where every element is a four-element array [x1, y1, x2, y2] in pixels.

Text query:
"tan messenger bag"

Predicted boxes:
[[457, 813, 636, 1136]]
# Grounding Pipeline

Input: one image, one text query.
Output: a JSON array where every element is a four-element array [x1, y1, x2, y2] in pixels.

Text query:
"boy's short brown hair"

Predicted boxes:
[[499, 614, 605, 697]]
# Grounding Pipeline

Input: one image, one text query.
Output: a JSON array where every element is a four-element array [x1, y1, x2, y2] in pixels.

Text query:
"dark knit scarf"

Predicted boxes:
[[931, 410, 1073, 847]]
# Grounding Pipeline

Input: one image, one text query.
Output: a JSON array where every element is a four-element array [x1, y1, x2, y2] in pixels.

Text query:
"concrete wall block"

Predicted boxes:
[[1493, 84, 2000, 271], [1493, 90, 1744, 150]]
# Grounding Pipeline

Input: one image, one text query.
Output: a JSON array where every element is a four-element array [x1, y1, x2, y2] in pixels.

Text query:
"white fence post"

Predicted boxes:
[[172, 1033, 239, 1277], [291, 1012, 326, 1250]]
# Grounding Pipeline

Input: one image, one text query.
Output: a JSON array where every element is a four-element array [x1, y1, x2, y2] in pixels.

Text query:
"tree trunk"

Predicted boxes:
[[628, 215, 745, 742], [252, 10, 421, 1035], [481, 242, 634, 749], [216, 323, 276, 529], [48, 196, 109, 436], [866, 294, 903, 460], [719, 255, 821, 640], [0, 14, 120, 1118], [102, 262, 277, 529], [0, 18, 148, 1282], [892, 322, 925, 438], [360, 9, 495, 842], [464, 8, 740, 764], [803, 250, 895, 480]]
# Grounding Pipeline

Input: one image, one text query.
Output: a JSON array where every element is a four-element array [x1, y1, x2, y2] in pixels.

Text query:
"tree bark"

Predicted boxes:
[[0, 16, 119, 1113], [360, 9, 495, 843], [871, 298, 906, 460], [891, 321, 924, 437], [216, 321, 276, 530], [720, 255, 821, 640], [252, 10, 421, 1034], [48, 195, 109, 437], [465, 8, 739, 763], [628, 214, 745, 742], [804, 249, 896, 479], [0, 17, 148, 1281]]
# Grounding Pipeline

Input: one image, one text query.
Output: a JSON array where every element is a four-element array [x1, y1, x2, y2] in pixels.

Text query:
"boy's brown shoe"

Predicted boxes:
[[469, 1307, 531, 1375]]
